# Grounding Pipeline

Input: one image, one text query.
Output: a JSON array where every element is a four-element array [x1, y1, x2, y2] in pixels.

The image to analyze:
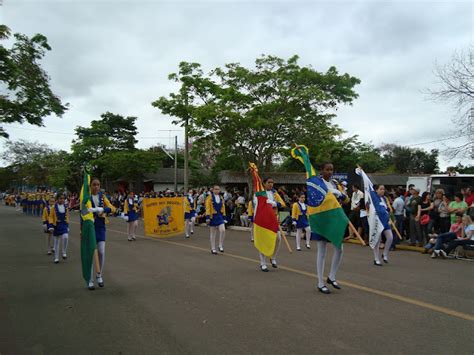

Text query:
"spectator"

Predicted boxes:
[[438, 194, 451, 233], [349, 184, 363, 239], [392, 189, 405, 248], [442, 215, 474, 256], [408, 188, 422, 246], [423, 213, 463, 254], [448, 193, 468, 224], [418, 192, 434, 245]]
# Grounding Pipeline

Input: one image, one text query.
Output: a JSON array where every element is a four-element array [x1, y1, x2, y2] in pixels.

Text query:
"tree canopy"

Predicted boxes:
[[0, 25, 68, 138]]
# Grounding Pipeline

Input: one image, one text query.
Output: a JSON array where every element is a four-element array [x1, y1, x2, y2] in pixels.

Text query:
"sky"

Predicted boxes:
[[1, 0, 473, 169]]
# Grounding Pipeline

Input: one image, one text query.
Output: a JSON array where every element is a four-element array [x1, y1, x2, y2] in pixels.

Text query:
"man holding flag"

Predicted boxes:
[[249, 164, 286, 272], [291, 145, 349, 294]]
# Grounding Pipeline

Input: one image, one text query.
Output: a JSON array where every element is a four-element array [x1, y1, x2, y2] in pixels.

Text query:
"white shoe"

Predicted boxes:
[[88, 281, 95, 290], [96, 273, 104, 287], [128, 237, 132, 241], [306, 244, 311, 249], [132, 236, 136, 241], [439, 250, 447, 259], [431, 251, 438, 259], [62, 253, 67, 260], [296, 247, 301, 251], [185, 234, 190, 239], [54, 258, 59, 263]]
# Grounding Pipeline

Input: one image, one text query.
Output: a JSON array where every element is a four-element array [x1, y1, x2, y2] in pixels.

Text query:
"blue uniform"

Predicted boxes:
[[53, 204, 69, 236], [125, 198, 139, 222], [91, 192, 113, 242]]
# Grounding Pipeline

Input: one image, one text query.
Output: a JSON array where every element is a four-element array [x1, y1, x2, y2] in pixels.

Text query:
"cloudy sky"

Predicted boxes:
[[1, 0, 472, 169]]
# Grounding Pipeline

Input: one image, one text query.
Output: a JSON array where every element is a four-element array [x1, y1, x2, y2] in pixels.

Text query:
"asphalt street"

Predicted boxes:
[[0, 205, 473, 354]]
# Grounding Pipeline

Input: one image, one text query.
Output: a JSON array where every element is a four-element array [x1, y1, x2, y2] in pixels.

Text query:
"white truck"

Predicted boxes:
[[407, 174, 474, 195]]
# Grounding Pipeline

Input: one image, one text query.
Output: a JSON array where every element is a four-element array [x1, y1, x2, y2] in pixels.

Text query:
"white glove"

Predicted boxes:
[[292, 221, 297, 226], [48, 227, 54, 232], [88, 207, 98, 213], [224, 220, 228, 224], [332, 189, 342, 197], [267, 200, 277, 208], [96, 207, 104, 214]]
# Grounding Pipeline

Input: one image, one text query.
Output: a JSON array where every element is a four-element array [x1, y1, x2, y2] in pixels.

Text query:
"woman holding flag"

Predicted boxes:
[[49, 194, 70, 263], [356, 168, 394, 266], [292, 193, 311, 251], [205, 185, 227, 254]]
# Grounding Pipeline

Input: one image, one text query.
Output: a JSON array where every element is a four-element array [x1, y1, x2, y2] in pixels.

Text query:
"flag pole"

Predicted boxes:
[[389, 220, 403, 240], [279, 225, 293, 253]]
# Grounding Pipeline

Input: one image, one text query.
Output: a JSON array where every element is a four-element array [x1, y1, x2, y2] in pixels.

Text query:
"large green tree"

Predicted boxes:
[[0, 25, 68, 138], [379, 144, 439, 174], [154, 55, 360, 175]]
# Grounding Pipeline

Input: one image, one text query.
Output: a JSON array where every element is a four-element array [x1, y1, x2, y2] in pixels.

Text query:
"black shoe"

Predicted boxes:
[[374, 260, 383, 266], [185, 235, 190, 239], [296, 247, 301, 251], [218, 247, 224, 253], [306, 245, 311, 249], [260, 265, 269, 272], [383, 257, 388, 264], [327, 278, 341, 290], [270, 259, 278, 268], [211, 249, 217, 255], [318, 286, 331, 294], [191, 231, 194, 235]]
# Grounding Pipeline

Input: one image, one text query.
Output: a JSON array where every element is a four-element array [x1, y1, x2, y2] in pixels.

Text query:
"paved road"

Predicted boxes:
[[1, 205, 473, 354]]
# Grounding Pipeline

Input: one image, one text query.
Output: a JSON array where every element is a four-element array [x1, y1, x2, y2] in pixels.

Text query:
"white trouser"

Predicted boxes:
[[296, 226, 311, 249], [185, 217, 195, 236], [127, 220, 137, 238], [249, 221, 254, 241], [316, 241, 343, 288], [373, 229, 393, 263], [53, 233, 68, 259], [259, 231, 281, 266], [210, 224, 225, 250], [90, 241, 106, 283]]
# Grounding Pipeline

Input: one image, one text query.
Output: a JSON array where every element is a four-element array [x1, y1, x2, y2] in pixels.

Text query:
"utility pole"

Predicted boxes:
[[184, 116, 189, 192], [174, 135, 178, 193]]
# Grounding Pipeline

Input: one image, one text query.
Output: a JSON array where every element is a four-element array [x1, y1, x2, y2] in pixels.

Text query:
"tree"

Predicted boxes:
[[154, 55, 360, 179], [379, 144, 439, 174], [428, 48, 474, 158], [0, 25, 68, 138], [70, 112, 139, 179]]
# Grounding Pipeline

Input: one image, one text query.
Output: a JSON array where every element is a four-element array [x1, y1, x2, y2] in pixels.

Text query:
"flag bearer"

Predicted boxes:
[[205, 185, 227, 254], [257, 178, 286, 272], [292, 193, 311, 251]]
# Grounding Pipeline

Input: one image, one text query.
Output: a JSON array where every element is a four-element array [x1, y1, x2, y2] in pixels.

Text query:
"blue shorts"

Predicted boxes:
[[184, 211, 196, 220], [311, 232, 330, 242]]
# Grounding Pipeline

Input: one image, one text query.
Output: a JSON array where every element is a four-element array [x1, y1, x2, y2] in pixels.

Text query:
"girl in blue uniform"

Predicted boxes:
[[205, 185, 227, 254], [49, 195, 69, 263], [88, 178, 116, 289], [292, 193, 311, 251], [124, 191, 140, 241], [42, 198, 55, 255], [184, 189, 197, 238], [371, 185, 394, 266]]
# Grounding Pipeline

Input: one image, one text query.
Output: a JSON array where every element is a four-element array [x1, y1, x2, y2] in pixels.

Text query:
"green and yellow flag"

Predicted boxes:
[[80, 170, 96, 284], [291, 145, 348, 248]]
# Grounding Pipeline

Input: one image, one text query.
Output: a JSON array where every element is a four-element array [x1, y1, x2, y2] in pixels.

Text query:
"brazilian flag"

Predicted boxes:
[[80, 170, 96, 285], [291, 145, 348, 248]]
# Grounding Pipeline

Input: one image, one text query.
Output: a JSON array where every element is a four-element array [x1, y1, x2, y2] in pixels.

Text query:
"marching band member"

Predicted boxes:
[[314, 163, 348, 293], [49, 194, 69, 263], [257, 178, 286, 271], [247, 199, 254, 242], [42, 197, 55, 255], [184, 189, 197, 238], [205, 185, 227, 254], [124, 191, 140, 241], [88, 178, 116, 288], [292, 193, 311, 251], [27, 193, 34, 215]]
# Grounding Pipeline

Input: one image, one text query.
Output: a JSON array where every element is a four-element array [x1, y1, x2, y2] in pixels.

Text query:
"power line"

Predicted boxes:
[[404, 134, 471, 147]]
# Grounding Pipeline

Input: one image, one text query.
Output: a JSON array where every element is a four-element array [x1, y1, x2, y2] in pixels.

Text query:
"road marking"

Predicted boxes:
[[72, 220, 474, 322]]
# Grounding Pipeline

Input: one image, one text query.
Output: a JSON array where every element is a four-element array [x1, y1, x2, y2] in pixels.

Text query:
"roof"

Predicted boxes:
[[219, 170, 410, 186], [144, 168, 185, 183], [366, 174, 409, 186]]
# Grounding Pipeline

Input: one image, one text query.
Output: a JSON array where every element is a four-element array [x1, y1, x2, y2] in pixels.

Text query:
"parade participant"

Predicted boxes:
[[292, 193, 311, 251], [123, 191, 139, 241], [49, 194, 69, 263], [371, 185, 394, 265], [27, 193, 34, 215], [21, 193, 27, 214], [88, 178, 116, 288], [257, 177, 286, 271], [42, 197, 55, 255], [247, 199, 254, 242], [184, 189, 197, 238], [314, 163, 347, 292], [205, 185, 227, 254]]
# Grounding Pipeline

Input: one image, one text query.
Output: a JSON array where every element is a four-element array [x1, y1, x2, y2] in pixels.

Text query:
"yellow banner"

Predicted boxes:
[[142, 197, 184, 237]]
